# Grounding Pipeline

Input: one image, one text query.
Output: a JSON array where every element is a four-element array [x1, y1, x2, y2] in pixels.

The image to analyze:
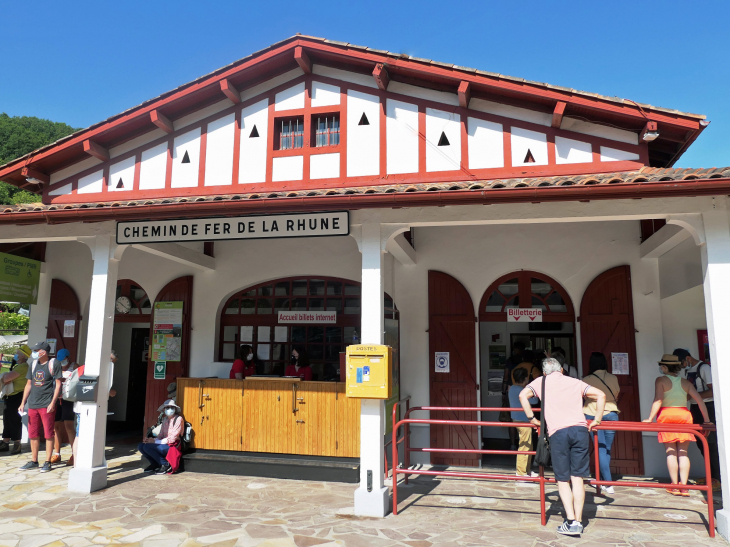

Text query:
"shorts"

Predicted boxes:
[[28, 407, 56, 439], [55, 399, 75, 422], [657, 407, 694, 443], [550, 425, 590, 482]]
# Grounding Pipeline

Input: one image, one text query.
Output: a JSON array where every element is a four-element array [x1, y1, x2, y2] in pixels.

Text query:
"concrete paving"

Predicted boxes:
[[0, 443, 724, 547]]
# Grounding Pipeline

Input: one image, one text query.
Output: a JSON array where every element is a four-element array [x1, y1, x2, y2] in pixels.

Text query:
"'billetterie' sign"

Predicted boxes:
[[507, 308, 543, 322], [116, 211, 349, 244]]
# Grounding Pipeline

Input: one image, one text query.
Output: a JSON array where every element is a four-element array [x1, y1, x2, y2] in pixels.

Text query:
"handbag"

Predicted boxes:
[[534, 377, 552, 467]]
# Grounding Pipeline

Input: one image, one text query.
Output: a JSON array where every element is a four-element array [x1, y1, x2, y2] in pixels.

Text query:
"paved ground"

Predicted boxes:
[[0, 443, 724, 547]]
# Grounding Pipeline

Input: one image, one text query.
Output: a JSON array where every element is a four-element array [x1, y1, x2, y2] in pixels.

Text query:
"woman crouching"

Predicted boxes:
[[138, 399, 183, 475]]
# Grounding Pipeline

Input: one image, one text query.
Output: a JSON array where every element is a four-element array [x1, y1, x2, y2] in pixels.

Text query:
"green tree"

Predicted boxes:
[[0, 311, 30, 333], [0, 113, 79, 205]]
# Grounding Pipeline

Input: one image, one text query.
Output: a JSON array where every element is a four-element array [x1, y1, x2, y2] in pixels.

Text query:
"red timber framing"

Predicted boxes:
[[0, 37, 705, 200], [39, 70, 651, 205]]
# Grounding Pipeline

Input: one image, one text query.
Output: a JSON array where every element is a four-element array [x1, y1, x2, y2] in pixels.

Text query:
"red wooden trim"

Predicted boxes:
[[294, 46, 312, 74], [339, 88, 347, 179], [83, 139, 110, 161], [232, 108, 242, 185], [302, 77, 312, 181], [20, 167, 49, 185], [643, 121, 658, 137], [220, 79, 241, 104], [503, 125, 512, 169], [546, 133, 556, 167], [265, 100, 275, 183], [418, 106, 426, 174], [458, 81, 471, 109], [150, 110, 174, 134], [552, 101, 566, 129], [373, 63, 390, 91], [198, 125, 208, 186], [379, 94, 387, 176], [164, 136, 173, 189], [459, 114, 470, 176], [132, 152, 141, 191]]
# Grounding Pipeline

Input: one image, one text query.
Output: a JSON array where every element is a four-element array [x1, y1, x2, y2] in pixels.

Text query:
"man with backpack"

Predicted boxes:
[[18, 341, 62, 473], [674, 348, 720, 490]]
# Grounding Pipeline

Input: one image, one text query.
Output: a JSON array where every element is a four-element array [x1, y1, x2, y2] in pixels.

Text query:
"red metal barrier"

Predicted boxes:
[[391, 404, 716, 537], [384, 395, 411, 480]]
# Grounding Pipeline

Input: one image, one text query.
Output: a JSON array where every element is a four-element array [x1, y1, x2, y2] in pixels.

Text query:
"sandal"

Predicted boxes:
[[666, 487, 681, 496], [678, 487, 691, 497]]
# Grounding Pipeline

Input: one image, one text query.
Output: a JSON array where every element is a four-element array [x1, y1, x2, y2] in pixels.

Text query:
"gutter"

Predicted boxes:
[[1, 178, 729, 226]]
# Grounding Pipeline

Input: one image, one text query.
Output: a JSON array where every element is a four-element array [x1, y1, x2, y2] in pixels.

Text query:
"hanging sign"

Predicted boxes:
[[117, 211, 349, 244], [611, 352, 630, 375], [0, 252, 41, 305], [278, 311, 337, 324], [435, 352, 450, 373], [153, 361, 167, 380], [46, 339, 57, 355], [507, 308, 543, 323], [152, 302, 183, 362]]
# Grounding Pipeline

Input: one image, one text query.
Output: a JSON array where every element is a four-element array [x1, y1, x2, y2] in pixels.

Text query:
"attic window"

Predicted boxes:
[[181, 151, 191, 164], [276, 117, 304, 150], [437, 132, 450, 146], [314, 115, 340, 147], [358, 113, 369, 126], [249, 125, 259, 138], [523, 149, 536, 163]]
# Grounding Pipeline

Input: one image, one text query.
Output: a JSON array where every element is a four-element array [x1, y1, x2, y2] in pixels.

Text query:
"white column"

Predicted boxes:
[[354, 219, 389, 517], [700, 201, 730, 538], [68, 235, 123, 493]]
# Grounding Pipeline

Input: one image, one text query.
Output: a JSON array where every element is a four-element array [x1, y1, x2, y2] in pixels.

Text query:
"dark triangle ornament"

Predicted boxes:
[[524, 149, 536, 163], [437, 132, 450, 146], [358, 113, 369, 126], [116, 178, 124, 189], [181, 150, 190, 164], [249, 125, 259, 138]]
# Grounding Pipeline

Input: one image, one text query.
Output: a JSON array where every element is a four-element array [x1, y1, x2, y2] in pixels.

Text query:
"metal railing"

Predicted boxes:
[[390, 404, 716, 537], [384, 395, 411, 480]]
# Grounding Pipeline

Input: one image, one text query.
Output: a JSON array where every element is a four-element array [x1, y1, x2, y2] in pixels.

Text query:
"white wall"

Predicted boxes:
[[658, 236, 703, 299]]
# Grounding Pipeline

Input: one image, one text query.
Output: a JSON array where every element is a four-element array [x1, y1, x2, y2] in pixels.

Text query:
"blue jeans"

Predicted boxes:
[[138, 442, 170, 468], [585, 412, 619, 482]]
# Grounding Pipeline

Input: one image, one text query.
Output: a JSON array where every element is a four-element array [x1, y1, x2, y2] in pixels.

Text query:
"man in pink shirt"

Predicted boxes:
[[519, 357, 605, 538]]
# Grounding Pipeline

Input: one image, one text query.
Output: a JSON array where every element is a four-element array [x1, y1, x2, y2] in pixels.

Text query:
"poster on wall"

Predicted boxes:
[[0, 252, 41, 305], [63, 320, 75, 338], [611, 352, 630, 375], [46, 339, 57, 355], [489, 345, 507, 369], [152, 302, 183, 362], [435, 352, 450, 373]]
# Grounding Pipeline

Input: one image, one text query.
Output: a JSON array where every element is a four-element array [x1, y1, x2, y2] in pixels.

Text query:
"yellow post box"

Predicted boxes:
[[346, 344, 392, 399]]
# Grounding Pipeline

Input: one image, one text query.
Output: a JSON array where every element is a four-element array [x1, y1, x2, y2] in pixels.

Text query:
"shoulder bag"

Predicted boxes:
[[534, 377, 552, 467]]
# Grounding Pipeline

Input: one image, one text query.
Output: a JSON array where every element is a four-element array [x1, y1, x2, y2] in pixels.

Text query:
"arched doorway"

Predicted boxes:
[[478, 271, 576, 452]]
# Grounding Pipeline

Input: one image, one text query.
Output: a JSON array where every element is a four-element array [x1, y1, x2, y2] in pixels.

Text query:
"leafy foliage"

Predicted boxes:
[[0, 311, 30, 332], [0, 113, 79, 205]]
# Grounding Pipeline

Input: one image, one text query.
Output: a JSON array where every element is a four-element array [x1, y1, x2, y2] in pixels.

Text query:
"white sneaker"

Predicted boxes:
[[529, 471, 539, 478], [601, 485, 615, 495]]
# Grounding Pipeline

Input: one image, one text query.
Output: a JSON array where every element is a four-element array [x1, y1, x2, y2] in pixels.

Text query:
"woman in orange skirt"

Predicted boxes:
[[644, 354, 710, 496]]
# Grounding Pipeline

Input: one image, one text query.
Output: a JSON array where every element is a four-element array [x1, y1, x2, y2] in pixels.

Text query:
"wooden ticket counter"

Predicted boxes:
[[178, 377, 360, 458]]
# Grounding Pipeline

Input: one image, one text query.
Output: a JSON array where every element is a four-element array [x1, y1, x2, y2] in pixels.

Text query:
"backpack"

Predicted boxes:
[[686, 362, 710, 393], [62, 366, 81, 401], [31, 357, 56, 375]]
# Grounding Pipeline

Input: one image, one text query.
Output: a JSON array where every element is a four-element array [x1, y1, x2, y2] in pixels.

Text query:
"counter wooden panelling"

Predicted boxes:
[[177, 378, 360, 457]]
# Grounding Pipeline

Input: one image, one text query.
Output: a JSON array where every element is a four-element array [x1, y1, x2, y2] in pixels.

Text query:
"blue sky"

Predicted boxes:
[[2, 0, 728, 167]]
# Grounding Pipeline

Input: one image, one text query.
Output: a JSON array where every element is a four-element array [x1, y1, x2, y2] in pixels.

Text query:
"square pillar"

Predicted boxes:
[[354, 220, 389, 517], [68, 235, 122, 493], [700, 203, 730, 538]]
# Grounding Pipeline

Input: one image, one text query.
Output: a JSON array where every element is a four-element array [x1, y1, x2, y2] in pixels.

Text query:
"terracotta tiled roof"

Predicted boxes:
[[5, 167, 730, 215]]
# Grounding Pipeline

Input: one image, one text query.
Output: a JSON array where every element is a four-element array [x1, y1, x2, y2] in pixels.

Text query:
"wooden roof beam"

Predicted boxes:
[[373, 63, 390, 91], [83, 139, 109, 161], [150, 110, 174, 133], [458, 81, 471, 109], [294, 46, 312, 74], [220, 79, 241, 104], [20, 167, 50, 186], [552, 101, 567, 128]]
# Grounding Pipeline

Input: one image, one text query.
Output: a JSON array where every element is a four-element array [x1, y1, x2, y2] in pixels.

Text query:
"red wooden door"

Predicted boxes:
[[143, 276, 193, 436], [580, 266, 643, 475], [47, 279, 80, 362], [428, 271, 479, 467]]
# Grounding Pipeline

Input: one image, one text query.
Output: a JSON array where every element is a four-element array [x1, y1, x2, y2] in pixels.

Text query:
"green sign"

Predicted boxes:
[[153, 360, 167, 380], [0, 252, 41, 305]]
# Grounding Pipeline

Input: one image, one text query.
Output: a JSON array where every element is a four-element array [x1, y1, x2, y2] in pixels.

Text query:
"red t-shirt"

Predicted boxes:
[[230, 360, 257, 379], [285, 364, 312, 381]]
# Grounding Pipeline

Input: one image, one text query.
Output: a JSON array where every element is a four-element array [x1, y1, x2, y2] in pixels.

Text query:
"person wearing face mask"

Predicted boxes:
[[0, 344, 31, 455], [51, 349, 77, 465], [229, 345, 258, 379], [284, 347, 312, 381], [138, 399, 183, 475]]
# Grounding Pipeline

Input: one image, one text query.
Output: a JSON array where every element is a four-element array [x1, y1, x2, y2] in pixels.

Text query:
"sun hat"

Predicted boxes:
[[659, 354, 682, 366], [157, 398, 181, 412], [17, 344, 31, 357]]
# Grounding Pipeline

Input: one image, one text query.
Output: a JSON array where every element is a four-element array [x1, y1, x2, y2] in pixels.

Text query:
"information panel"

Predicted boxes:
[[0, 252, 41, 304], [152, 302, 183, 362]]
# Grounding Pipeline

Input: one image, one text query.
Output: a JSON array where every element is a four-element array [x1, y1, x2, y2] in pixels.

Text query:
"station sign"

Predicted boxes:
[[507, 308, 543, 322], [116, 211, 349, 244]]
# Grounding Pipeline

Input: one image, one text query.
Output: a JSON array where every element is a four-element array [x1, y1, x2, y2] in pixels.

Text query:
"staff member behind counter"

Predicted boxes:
[[285, 347, 312, 381], [229, 345, 260, 379]]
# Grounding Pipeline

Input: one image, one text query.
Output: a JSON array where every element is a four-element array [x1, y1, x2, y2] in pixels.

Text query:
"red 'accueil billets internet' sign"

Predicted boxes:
[[507, 308, 543, 323]]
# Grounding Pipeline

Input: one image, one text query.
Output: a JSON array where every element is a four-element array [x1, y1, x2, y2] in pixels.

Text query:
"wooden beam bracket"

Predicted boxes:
[[458, 81, 471, 109], [294, 46, 312, 74], [150, 110, 174, 133], [552, 101, 567, 128], [20, 167, 50, 186], [83, 139, 110, 161], [220, 79, 241, 104], [373, 63, 390, 91]]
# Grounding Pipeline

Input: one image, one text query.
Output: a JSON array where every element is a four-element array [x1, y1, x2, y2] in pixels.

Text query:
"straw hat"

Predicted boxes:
[[157, 398, 181, 412], [658, 354, 681, 366]]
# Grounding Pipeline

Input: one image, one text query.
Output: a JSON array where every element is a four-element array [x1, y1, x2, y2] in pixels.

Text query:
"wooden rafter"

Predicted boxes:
[[150, 110, 174, 133], [83, 139, 109, 161]]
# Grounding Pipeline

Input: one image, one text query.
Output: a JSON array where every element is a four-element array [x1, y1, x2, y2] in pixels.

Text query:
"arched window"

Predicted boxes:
[[115, 279, 152, 320], [219, 276, 397, 380], [479, 271, 574, 322]]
